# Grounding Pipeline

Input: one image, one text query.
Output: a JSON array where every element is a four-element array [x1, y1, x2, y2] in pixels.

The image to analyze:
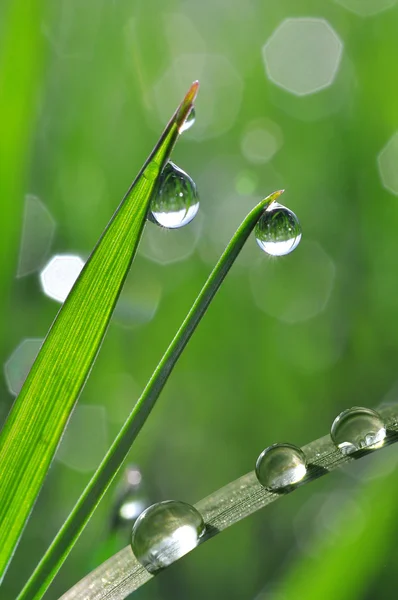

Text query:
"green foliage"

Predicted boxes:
[[0, 81, 196, 581]]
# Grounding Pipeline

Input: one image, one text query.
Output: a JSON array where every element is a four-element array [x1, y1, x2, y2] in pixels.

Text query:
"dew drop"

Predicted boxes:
[[255, 202, 301, 256], [255, 443, 307, 490], [330, 406, 386, 455], [149, 161, 199, 229], [131, 500, 206, 573], [179, 106, 196, 134]]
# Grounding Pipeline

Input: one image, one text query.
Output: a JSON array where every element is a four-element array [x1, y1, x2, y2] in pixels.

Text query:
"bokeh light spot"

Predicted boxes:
[[56, 404, 108, 473], [17, 195, 56, 278], [378, 131, 398, 195], [40, 254, 85, 303], [153, 54, 244, 140], [334, 0, 397, 17], [241, 119, 283, 165], [250, 240, 336, 323], [262, 18, 343, 96], [4, 338, 43, 396]]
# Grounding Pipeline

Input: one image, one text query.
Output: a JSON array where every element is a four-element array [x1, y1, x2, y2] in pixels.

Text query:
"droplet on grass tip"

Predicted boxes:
[[255, 442, 307, 490], [149, 162, 199, 229], [331, 407, 386, 455], [131, 500, 206, 574], [179, 106, 196, 133], [255, 202, 301, 256]]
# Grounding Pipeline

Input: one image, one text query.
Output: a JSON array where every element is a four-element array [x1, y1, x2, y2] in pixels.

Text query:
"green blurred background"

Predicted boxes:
[[2, 0, 398, 598]]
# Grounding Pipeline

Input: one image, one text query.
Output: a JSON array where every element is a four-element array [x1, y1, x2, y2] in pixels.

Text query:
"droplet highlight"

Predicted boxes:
[[150, 162, 199, 229], [131, 500, 206, 573], [255, 202, 301, 256], [255, 443, 307, 490], [179, 106, 196, 133], [330, 407, 386, 455]]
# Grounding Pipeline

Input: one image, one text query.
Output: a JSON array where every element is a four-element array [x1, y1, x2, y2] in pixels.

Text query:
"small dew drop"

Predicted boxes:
[[149, 161, 199, 229], [143, 161, 160, 181], [255, 443, 307, 491], [179, 107, 196, 133], [255, 202, 301, 256], [131, 500, 206, 574], [330, 407, 386, 455]]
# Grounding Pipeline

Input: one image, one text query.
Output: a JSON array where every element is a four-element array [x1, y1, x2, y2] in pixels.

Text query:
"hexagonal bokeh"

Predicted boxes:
[[56, 404, 108, 473], [40, 254, 85, 303], [153, 54, 244, 140], [4, 338, 43, 396], [139, 213, 203, 265], [262, 18, 343, 96], [250, 240, 336, 323], [378, 131, 398, 195], [241, 119, 283, 165], [17, 195, 56, 278], [335, 0, 397, 17]]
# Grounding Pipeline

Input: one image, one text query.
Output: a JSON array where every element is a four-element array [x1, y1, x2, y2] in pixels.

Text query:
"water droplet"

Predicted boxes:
[[131, 500, 206, 573], [255, 443, 307, 490], [149, 162, 199, 229], [255, 202, 301, 256], [143, 161, 160, 181], [179, 106, 196, 133], [330, 407, 386, 455]]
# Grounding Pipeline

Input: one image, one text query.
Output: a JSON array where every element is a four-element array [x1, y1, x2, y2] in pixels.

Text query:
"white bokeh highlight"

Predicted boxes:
[[4, 338, 43, 396], [40, 254, 85, 302], [378, 131, 398, 195], [262, 18, 343, 96]]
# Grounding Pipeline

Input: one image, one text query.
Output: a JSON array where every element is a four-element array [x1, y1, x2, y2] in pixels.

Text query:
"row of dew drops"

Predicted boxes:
[[120, 406, 386, 575], [148, 108, 301, 257]]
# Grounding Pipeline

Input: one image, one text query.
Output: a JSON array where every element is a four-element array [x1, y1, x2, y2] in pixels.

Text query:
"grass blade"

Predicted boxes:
[[58, 405, 398, 600], [17, 190, 284, 600], [0, 81, 198, 581]]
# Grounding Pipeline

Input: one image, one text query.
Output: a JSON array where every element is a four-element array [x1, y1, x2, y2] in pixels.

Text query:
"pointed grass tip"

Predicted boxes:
[[176, 81, 200, 130]]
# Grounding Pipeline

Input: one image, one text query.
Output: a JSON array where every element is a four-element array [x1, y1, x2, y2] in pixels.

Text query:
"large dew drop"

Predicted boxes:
[[179, 106, 196, 134], [330, 406, 386, 455], [149, 161, 199, 229], [255, 443, 307, 490], [255, 202, 301, 256], [131, 500, 206, 574]]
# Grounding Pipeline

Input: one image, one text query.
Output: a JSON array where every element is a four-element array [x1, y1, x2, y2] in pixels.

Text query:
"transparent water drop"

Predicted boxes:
[[149, 162, 199, 229], [255, 443, 307, 490], [330, 406, 386, 455], [255, 202, 301, 256], [131, 500, 206, 573], [179, 106, 196, 133]]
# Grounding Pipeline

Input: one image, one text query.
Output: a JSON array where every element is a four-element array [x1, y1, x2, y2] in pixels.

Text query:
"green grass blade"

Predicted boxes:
[[0, 81, 198, 581], [16, 190, 284, 600], [57, 404, 398, 600]]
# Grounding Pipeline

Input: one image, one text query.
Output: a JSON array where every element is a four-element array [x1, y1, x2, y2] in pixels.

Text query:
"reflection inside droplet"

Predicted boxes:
[[131, 500, 206, 573], [331, 407, 386, 455], [150, 162, 199, 229], [255, 202, 301, 256], [255, 443, 307, 490]]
